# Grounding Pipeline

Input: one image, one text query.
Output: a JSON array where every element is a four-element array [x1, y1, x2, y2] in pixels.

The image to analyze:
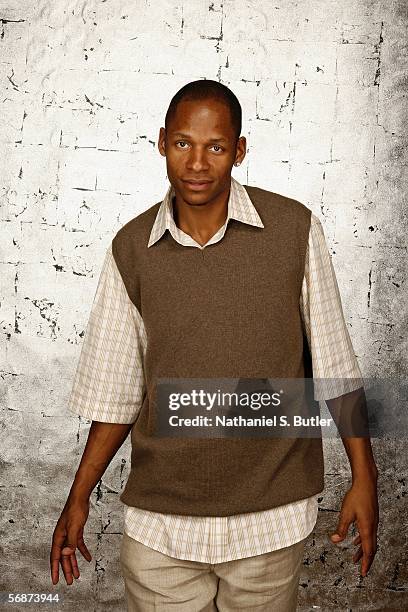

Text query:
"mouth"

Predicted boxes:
[[182, 180, 213, 191]]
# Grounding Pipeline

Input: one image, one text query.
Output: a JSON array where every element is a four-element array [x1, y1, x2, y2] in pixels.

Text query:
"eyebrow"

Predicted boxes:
[[171, 132, 228, 143]]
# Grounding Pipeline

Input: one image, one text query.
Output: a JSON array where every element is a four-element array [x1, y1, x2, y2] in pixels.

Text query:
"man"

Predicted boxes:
[[50, 79, 379, 611]]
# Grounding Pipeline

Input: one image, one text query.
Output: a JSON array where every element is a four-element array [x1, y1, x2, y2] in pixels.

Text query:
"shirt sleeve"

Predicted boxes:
[[300, 213, 364, 401], [67, 242, 147, 423]]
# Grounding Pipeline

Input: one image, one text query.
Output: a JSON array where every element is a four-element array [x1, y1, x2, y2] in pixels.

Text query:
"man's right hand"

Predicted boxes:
[[49, 421, 133, 585], [50, 497, 92, 586]]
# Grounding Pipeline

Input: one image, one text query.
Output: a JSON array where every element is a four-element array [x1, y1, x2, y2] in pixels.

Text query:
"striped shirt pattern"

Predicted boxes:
[[68, 176, 363, 563]]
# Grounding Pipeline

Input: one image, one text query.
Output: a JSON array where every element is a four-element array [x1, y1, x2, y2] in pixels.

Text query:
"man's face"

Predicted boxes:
[[158, 98, 246, 207]]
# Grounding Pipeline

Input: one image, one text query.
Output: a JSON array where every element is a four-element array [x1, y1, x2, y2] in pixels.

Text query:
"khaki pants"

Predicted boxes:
[[119, 532, 307, 611]]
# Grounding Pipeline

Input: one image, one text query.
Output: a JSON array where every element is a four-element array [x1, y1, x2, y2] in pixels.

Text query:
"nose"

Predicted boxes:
[[186, 148, 210, 172]]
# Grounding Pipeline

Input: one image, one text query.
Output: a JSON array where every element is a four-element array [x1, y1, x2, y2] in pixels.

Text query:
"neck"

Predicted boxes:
[[172, 184, 231, 246]]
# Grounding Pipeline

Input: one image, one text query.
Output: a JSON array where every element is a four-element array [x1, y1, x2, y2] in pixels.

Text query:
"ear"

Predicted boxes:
[[158, 127, 166, 157], [234, 135, 247, 166]]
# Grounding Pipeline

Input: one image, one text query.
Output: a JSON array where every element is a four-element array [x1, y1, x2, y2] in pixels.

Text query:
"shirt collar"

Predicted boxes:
[[147, 176, 264, 248]]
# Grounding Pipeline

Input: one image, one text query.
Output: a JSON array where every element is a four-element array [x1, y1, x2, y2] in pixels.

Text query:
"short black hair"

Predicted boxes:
[[165, 79, 242, 141]]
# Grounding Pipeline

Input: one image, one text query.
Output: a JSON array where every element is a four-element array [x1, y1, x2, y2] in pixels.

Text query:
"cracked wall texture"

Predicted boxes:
[[1, 0, 407, 610]]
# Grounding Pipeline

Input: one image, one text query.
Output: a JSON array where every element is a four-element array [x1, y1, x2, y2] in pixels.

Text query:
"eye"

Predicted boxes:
[[211, 144, 223, 152], [176, 141, 188, 148]]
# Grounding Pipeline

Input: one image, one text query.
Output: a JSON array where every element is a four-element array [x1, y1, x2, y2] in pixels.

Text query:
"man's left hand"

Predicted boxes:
[[330, 475, 379, 577]]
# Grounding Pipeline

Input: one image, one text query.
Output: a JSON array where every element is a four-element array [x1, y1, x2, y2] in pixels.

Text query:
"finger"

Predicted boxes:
[[70, 552, 80, 579], [60, 523, 85, 583], [50, 553, 60, 585], [362, 537, 377, 576], [50, 531, 66, 585], [60, 553, 75, 586], [361, 550, 376, 576], [77, 538, 92, 562], [331, 514, 353, 542], [60, 538, 77, 586], [359, 529, 377, 576], [50, 558, 59, 585]]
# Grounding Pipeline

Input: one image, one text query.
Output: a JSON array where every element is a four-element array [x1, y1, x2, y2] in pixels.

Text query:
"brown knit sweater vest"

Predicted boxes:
[[112, 184, 324, 516]]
